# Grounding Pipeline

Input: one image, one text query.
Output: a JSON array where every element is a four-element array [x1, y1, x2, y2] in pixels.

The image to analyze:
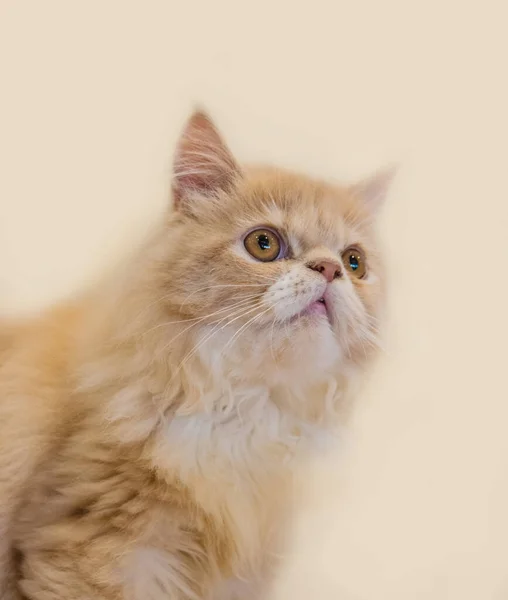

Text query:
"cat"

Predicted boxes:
[[0, 110, 393, 600]]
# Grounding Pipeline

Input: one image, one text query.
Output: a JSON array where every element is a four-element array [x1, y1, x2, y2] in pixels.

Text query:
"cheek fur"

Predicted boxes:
[[328, 276, 383, 359]]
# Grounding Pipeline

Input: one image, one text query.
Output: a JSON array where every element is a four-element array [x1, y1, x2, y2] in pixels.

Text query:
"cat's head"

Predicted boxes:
[[151, 111, 393, 391]]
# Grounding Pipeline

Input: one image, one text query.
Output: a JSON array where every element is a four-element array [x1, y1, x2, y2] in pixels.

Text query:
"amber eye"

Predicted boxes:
[[342, 247, 367, 279], [243, 228, 282, 262]]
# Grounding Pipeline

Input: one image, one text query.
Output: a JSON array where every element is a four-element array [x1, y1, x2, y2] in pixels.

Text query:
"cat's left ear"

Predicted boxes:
[[172, 110, 241, 212], [352, 165, 397, 215]]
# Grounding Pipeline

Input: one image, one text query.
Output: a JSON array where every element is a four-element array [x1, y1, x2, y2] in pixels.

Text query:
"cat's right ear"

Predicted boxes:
[[351, 165, 397, 216], [172, 110, 241, 212]]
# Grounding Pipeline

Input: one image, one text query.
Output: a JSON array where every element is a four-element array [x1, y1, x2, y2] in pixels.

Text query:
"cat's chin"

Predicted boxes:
[[288, 301, 330, 324], [224, 318, 342, 389]]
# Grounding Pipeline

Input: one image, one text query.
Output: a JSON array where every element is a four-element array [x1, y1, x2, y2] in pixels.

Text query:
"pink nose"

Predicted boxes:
[[308, 259, 342, 283]]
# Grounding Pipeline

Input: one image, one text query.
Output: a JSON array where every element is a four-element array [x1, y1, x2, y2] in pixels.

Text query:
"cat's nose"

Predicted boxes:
[[307, 259, 342, 283]]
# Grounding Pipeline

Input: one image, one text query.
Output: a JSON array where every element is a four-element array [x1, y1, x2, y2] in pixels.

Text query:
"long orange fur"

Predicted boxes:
[[0, 111, 392, 599]]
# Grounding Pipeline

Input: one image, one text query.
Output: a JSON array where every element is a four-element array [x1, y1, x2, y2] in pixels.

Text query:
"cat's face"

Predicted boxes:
[[156, 112, 392, 387]]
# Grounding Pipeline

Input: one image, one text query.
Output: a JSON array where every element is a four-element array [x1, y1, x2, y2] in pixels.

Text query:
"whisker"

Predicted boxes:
[[249, 272, 278, 283], [269, 314, 278, 363], [155, 297, 260, 356], [222, 310, 266, 354], [223, 299, 286, 355], [179, 284, 268, 310], [165, 301, 264, 385], [143, 294, 261, 338]]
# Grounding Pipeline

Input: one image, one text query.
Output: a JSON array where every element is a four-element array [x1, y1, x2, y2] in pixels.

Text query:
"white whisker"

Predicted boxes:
[[179, 284, 268, 310], [155, 297, 260, 357], [164, 301, 264, 387]]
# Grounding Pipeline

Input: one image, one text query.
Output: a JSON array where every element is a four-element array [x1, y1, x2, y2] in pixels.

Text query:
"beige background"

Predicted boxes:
[[1, 1, 507, 598]]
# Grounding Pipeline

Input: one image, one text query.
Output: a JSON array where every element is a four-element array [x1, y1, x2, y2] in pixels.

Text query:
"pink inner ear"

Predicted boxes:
[[172, 111, 240, 207]]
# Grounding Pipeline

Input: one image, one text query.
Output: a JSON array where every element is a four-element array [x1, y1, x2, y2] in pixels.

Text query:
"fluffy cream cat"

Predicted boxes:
[[0, 111, 393, 599]]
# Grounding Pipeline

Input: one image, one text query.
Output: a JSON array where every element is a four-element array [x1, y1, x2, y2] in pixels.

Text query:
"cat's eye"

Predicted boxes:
[[342, 247, 367, 279], [243, 228, 282, 262]]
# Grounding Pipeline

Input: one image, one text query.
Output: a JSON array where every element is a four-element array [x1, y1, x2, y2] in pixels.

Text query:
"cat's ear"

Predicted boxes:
[[172, 110, 241, 210], [352, 165, 397, 215]]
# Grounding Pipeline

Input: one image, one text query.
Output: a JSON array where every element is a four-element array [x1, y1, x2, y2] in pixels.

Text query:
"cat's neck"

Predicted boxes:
[[68, 287, 348, 574], [74, 270, 350, 483]]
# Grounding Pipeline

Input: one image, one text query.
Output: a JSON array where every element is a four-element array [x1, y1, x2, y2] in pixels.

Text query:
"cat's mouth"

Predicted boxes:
[[291, 295, 330, 322], [304, 297, 328, 317]]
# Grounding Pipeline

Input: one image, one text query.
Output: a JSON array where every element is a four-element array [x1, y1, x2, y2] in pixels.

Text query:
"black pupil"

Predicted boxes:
[[258, 234, 271, 251], [349, 254, 359, 270]]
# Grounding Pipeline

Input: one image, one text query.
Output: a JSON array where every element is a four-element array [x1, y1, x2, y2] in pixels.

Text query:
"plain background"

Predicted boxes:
[[1, 1, 507, 598]]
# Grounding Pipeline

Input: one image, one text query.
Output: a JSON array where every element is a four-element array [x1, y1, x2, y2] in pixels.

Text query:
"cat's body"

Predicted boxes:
[[1, 299, 293, 600], [0, 112, 392, 599]]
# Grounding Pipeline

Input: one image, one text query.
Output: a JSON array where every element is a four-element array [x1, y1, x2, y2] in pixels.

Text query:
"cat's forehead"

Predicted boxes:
[[234, 167, 363, 249]]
